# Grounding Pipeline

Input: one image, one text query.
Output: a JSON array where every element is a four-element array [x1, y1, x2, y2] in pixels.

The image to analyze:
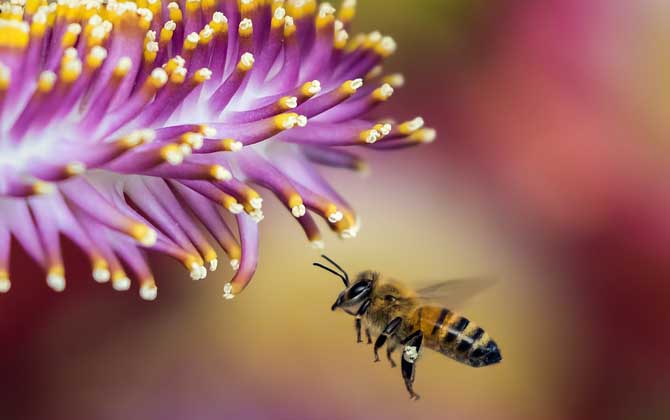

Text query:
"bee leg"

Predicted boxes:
[[401, 331, 423, 400], [386, 341, 398, 368], [354, 299, 372, 343], [373, 317, 403, 362], [365, 327, 373, 344]]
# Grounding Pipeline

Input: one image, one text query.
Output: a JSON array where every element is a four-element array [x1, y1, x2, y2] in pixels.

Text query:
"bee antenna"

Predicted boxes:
[[320, 255, 350, 285], [313, 258, 350, 287]]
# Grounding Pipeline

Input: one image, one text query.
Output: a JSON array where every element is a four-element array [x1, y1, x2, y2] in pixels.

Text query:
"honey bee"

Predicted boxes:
[[313, 255, 502, 400]]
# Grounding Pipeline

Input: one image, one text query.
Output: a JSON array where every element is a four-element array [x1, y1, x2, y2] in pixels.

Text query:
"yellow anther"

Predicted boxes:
[[363, 31, 382, 49], [271, 6, 285, 28], [160, 144, 183, 164], [193, 67, 212, 83], [185, 0, 201, 14], [398, 117, 424, 135], [30, 13, 48, 37], [334, 28, 348, 49], [183, 32, 199, 51], [338, 0, 356, 23], [209, 165, 232, 181], [301, 80, 321, 96], [65, 161, 87, 176], [315, 2, 335, 29], [163, 56, 184, 75], [85, 46, 107, 69], [0, 63, 10, 91], [113, 57, 133, 78], [61, 23, 82, 48], [147, 0, 162, 15], [168, 2, 183, 22], [374, 36, 397, 57], [373, 123, 392, 137], [199, 25, 214, 44], [33, 180, 56, 195], [372, 83, 394, 101], [180, 132, 204, 149], [238, 18, 253, 38], [365, 65, 383, 80], [410, 128, 437, 144], [0, 20, 29, 48], [26, 0, 42, 15], [359, 129, 381, 144], [222, 194, 241, 212], [274, 112, 300, 130], [144, 41, 159, 63], [37, 70, 56, 93], [237, 52, 255, 71], [129, 223, 158, 246], [278, 96, 298, 110], [210, 12, 228, 33], [160, 21, 176, 43], [345, 33, 365, 53], [283, 15, 296, 37], [286, 0, 315, 18], [169, 67, 187, 83], [382, 73, 405, 88], [147, 67, 168, 89], [339, 78, 363, 95], [220, 138, 243, 152], [202, 0, 217, 12]]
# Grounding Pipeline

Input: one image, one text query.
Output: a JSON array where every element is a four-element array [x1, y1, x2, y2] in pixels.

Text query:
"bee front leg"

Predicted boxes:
[[401, 330, 423, 401], [373, 317, 403, 363], [354, 299, 372, 343]]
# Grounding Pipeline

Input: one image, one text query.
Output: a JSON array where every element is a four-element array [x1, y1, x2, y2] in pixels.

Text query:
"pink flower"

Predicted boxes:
[[0, 0, 433, 299]]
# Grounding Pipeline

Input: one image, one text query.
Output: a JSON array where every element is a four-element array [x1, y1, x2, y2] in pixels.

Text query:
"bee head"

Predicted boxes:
[[331, 271, 377, 314], [312, 256, 376, 315]]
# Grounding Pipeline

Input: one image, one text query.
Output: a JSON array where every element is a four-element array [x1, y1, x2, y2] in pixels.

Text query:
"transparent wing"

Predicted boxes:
[[415, 277, 497, 309]]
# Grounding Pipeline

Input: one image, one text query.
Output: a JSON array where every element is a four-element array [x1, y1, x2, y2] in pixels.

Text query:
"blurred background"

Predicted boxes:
[[1, 0, 669, 419]]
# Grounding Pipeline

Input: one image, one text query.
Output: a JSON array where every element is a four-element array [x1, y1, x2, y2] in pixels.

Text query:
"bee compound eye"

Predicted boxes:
[[348, 280, 370, 298]]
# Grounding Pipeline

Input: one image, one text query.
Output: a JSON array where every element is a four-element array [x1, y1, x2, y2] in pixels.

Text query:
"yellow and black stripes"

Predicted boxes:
[[409, 305, 501, 368]]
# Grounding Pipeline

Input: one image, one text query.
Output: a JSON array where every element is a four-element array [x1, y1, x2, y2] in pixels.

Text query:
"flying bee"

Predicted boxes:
[[313, 255, 502, 400]]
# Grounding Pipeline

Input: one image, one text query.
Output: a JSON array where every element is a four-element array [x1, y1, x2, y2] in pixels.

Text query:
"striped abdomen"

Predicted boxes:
[[410, 305, 502, 367]]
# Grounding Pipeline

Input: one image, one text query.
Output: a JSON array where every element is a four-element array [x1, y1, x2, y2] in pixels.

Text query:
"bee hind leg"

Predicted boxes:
[[373, 317, 403, 363], [354, 299, 372, 343], [401, 330, 423, 401]]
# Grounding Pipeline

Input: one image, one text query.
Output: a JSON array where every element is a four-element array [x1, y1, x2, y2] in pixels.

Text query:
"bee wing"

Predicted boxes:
[[415, 277, 497, 309]]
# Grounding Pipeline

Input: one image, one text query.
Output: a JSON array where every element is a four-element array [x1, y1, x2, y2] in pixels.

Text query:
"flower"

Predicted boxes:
[[0, 0, 434, 300]]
